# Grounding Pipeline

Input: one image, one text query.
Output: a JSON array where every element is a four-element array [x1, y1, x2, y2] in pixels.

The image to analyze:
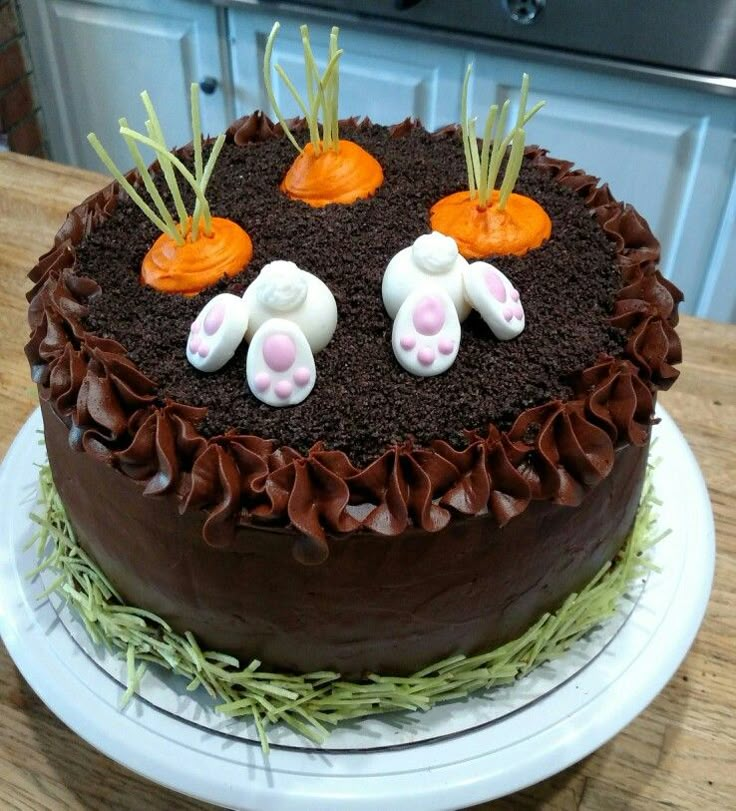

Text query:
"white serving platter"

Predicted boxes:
[[0, 406, 715, 811]]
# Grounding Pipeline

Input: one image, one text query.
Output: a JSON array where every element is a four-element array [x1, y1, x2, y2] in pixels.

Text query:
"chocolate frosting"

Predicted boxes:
[[26, 114, 682, 562], [43, 399, 649, 676]]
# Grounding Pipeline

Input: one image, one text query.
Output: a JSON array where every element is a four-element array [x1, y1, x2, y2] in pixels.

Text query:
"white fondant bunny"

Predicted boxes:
[[243, 260, 337, 353], [382, 231, 471, 321]]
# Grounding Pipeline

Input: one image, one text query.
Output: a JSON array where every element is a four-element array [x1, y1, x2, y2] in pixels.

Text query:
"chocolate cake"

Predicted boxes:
[[26, 115, 683, 677]]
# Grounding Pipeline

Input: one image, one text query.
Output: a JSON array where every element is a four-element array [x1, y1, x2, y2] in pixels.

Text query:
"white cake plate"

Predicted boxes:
[[0, 407, 715, 811]]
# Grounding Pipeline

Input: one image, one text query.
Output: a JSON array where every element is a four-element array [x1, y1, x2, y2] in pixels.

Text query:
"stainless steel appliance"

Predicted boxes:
[[248, 0, 736, 95]]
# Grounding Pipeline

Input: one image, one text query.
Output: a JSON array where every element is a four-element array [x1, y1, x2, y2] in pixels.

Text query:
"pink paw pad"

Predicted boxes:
[[391, 285, 461, 377], [204, 300, 226, 334], [463, 261, 525, 341], [418, 346, 435, 366], [246, 318, 316, 407], [254, 372, 270, 392], [275, 380, 293, 399], [412, 296, 446, 335], [263, 333, 297, 372], [186, 293, 249, 373]]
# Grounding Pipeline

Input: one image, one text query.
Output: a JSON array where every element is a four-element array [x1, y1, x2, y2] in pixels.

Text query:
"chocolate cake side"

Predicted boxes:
[[43, 399, 648, 676], [26, 115, 683, 675]]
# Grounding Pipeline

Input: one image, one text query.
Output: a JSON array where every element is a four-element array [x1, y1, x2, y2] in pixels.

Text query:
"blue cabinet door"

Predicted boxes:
[[228, 8, 466, 131], [20, 0, 230, 171]]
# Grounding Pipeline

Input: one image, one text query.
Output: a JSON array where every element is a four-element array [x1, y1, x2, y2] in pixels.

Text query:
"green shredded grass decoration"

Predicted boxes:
[[87, 84, 224, 244], [460, 66, 545, 211], [264, 21, 343, 156], [28, 463, 664, 753]]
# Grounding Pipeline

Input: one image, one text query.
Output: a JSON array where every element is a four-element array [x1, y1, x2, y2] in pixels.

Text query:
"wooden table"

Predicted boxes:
[[1, 153, 734, 810]]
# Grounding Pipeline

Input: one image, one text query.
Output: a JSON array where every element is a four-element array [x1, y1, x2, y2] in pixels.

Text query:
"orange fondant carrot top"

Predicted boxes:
[[263, 22, 383, 207], [88, 84, 253, 295], [431, 69, 551, 258]]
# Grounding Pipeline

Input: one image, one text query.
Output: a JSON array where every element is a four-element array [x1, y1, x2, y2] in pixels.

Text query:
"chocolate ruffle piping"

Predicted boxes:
[[26, 114, 683, 562]]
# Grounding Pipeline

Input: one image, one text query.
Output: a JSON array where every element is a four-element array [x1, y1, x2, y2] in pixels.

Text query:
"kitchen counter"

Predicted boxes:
[[0, 152, 734, 810]]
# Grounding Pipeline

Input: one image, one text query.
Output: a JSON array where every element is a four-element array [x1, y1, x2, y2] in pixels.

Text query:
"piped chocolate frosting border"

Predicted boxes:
[[26, 114, 683, 563]]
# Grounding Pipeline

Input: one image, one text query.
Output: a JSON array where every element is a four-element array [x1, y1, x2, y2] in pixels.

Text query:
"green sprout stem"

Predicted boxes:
[[263, 22, 302, 153], [140, 92, 189, 230], [191, 83, 204, 189], [484, 99, 510, 203], [301, 25, 318, 139], [119, 127, 224, 239], [87, 133, 180, 242], [87, 84, 221, 244], [327, 27, 340, 146], [498, 127, 526, 208], [190, 82, 205, 240], [29, 460, 665, 753], [190, 134, 225, 240], [459, 64, 475, 198], [118, 117, 182, 243], [479, 104, 497, 197], [264, 21, 344, 156], [461, 66, 545, 210], [274, 64, 310, 121]]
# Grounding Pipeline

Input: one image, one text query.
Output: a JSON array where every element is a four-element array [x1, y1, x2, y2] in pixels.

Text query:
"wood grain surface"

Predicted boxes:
[[0, 153, 734, 810]]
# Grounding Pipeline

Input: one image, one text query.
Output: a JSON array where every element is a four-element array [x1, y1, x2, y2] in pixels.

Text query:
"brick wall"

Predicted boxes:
[[0, 0, 45, 156]]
